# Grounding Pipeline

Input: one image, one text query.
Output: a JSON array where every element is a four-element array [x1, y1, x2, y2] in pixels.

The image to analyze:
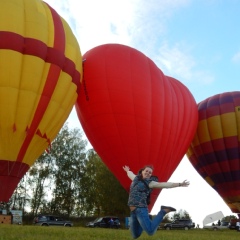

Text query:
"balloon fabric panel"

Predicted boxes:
[[76, 44, 198, 211], [187, 92, 240, 214], [0, 0, 82, 202]]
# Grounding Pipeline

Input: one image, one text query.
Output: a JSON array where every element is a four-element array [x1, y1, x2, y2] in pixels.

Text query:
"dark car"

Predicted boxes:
[[164, 219, 195, 230], [229, 218, 240, 230], [33, 215, 73, 227], [86, 216, 120, 228]]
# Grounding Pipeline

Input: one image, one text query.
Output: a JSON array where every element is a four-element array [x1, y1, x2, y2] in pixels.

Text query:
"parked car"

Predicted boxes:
[[33, 215, 73, 227], [213, 221, 229, 230], [164, 219, 195, 230], [229, 218, 240, 230], [86, 216, 120, 228], [203, 221, 229, 230]]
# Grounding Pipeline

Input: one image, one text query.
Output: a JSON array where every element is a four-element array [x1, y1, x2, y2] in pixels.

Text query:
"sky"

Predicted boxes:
[[44, 0, 240, 227]]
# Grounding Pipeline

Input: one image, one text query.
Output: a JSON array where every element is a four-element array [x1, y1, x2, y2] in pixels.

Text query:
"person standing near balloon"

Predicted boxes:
[[236, 221, 240, 232], [123, 165, 189, 239]]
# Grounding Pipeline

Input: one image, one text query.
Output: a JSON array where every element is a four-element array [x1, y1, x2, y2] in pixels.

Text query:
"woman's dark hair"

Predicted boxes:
[[137, 165, 154, 179]]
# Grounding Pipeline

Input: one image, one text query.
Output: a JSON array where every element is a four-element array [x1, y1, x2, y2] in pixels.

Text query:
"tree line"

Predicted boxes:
[[8, 124, 129, 218]]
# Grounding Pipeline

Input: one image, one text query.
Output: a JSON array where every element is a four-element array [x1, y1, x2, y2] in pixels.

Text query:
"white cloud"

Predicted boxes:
[[156, 42, 195, 79], [45, 0, 140, 53], [232, 51, 240, 64], [154, 42, 214, 85], [44, 0, 214, 85], [44, 0, 190, 54]]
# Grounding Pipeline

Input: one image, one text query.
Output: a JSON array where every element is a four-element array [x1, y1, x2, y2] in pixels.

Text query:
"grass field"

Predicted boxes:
[[0, 225, 239, 240]]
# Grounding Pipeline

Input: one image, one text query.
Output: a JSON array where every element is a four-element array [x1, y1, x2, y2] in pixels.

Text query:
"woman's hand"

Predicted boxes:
[[179, 180, 190, 187], [123, 165, 130, 172]]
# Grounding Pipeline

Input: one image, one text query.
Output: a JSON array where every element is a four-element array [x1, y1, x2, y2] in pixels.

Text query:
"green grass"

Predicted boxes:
[[0, 225, 239, 240]]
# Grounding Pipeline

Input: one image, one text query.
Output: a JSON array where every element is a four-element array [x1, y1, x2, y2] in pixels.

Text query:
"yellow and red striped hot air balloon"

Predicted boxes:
[[187, 92, 240, 216], [0, 0, 82, 202]]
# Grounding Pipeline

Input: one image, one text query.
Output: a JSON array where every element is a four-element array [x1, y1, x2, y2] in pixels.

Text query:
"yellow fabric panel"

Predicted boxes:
[[225, 201, 240, 212], [207, 115, 224, 140], [24, 135, 49, 166], [38, 95, 72, 134], [191, 112, 237, 147], [19, 56, 46, 93], [236, 106, 240, 141], [41, 1, 55, 47], [0, 87, 17, 128], [186, 147, 193, 159], [0, 51, 22, 88], [0, 130, 24, 161], [224, 195, 240, 202], [195, 119, 210, 144], [0, 0, 50, 44], [232, 202, 240, 212], [205, 176, 215, 187], [48, 95, 77, 138], [15, 90, 39, 130], [49, 72, 76, 107], [36, 92, 77, 139], [221, 112, 237, 137], [21, 0, 49, 43], [0, 1, 25, 34]]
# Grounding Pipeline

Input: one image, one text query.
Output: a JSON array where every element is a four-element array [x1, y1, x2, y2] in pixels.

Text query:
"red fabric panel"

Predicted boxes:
[[0, 160, 29, 202]]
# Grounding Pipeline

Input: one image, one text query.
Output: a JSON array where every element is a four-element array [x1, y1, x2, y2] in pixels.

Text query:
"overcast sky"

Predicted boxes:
[[44, 0, 240, 227]]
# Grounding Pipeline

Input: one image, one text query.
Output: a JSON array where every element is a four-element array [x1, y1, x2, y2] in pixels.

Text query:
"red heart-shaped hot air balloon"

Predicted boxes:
[[76, 44, 198, 210], [187, 92, 240, 217]]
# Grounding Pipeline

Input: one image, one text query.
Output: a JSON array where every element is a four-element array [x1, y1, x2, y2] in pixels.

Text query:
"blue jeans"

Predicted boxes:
[[130, 208, 166, 239]]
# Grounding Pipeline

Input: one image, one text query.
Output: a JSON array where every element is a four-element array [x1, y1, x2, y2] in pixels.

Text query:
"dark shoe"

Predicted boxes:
[[161, 205, 176, 212]]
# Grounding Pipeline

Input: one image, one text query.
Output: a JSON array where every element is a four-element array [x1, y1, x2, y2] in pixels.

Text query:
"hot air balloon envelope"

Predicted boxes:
[[0, 0, 82, 202], [187, 91, 240, 214], [76, 44, 198, 210]]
